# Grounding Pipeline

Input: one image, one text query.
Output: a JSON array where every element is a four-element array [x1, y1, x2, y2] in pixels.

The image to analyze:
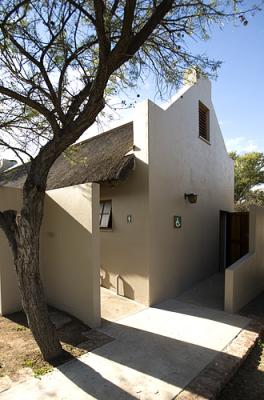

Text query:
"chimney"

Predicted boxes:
[[183, 67, 201, 86], [0, 159, 17, 173]]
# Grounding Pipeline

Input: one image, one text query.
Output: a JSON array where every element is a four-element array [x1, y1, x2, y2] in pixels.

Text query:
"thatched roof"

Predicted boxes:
[[0, 122, 135, 190]]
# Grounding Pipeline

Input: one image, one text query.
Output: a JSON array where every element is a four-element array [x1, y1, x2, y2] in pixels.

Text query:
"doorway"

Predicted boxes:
[[219, 210, 249, 271]]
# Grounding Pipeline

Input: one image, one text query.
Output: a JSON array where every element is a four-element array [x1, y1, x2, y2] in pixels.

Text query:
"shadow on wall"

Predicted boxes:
[[100, 268, 135, 300], [41, 186, 100, 328], [100, 158, 149, 306], [100, 268, 115, 290]]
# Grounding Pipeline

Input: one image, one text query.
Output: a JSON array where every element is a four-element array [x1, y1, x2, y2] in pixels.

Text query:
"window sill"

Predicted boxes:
[[100, 228, 113, 232], [199, 135, 211, 145]]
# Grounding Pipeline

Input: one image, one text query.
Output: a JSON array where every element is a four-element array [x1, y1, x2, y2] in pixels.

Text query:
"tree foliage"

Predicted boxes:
[[230, 151, 264, 210], [0, 0, 255, 159], [0, 0, 258, 361]]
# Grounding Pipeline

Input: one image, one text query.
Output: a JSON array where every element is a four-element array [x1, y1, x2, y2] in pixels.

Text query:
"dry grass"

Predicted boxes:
[[0, 309, 111, 381]]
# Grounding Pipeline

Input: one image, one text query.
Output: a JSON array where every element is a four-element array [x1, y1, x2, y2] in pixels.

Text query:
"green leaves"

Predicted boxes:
[[0, 0, 258, 161], [230, 151, 264, 209]]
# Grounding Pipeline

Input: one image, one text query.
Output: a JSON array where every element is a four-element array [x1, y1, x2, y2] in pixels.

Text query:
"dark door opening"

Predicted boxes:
[[219, 210, 249, 271]]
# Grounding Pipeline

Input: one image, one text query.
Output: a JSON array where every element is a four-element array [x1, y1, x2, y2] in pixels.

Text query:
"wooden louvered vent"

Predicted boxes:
[[199, 101, 210, 141]]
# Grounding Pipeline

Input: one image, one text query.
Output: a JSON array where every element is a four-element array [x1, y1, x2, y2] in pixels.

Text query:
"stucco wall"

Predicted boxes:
[[41, 183, 100, 327], [147, 78, 234, 304], [0, 187, 22, 314], [100, 78, 234, 306], [225, 206, 264, 313], [100, 103, 150, 305], [0, 183, 100, 328]]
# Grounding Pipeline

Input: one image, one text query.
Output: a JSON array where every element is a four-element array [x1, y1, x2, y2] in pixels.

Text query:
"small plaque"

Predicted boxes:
[[174, 216, 182, 229]]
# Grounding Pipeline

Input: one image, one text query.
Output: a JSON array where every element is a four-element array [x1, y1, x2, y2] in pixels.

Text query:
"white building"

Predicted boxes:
[[1, 76, 262, 327]]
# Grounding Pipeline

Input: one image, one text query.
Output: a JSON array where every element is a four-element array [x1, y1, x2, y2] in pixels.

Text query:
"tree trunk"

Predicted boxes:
[[13, 184, 63, 361], [15, 239, 62, 361]]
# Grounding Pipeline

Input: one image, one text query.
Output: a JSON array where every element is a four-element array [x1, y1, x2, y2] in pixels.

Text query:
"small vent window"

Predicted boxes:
[[199, 101, 210, 142], [100, 200, 112, 229]]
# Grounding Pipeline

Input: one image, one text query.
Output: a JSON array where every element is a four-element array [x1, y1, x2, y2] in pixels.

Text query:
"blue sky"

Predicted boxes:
[[97, 8, 264, 155], [3, 5, 263, 159], [198, 9, 264, 154]]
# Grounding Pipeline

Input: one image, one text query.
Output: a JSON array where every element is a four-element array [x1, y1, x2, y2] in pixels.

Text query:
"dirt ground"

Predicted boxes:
[[218, 292, 264, 399], [0, 309, 111, 383]]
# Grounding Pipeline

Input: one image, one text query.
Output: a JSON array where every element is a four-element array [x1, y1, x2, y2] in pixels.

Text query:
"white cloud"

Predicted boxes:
[[219, 120, 232, 126], [242, 142, 259, 153], [225, 136, 260, 154]]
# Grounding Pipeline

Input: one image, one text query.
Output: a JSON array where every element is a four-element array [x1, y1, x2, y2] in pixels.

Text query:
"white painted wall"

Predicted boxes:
[[100, 102, 150, 305], [0, 183, 100, 328], [41, 183, 100, 327], [100, 77, 234, 306], [225, 206, 264, 313], [0, 187, 22, 314], [148, 77, 234, 304]]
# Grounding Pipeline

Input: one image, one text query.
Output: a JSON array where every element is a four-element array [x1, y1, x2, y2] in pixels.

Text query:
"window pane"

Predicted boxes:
[[103, 201, 112, 214], [99, 200, 112, 228], [101, 213, 110, 228]]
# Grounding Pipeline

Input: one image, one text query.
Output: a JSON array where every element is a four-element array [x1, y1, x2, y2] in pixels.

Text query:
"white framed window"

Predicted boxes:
[[100, 200, 112, 229]]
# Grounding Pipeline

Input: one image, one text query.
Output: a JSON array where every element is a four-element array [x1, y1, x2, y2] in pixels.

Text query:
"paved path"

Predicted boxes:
[[0, 298, 249, 400], [176, 273, 225, 310], [101, 287, 146, 323]]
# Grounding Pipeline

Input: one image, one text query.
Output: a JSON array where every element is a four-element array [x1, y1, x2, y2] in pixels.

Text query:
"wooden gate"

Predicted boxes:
[[219, 211, 249, 270]]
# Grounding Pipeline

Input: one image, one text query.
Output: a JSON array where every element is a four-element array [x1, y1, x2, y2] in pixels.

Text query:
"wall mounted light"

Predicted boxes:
[[184, 193, 198, 204]]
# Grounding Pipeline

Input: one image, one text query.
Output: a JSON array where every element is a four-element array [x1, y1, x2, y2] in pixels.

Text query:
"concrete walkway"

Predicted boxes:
[[177, 273, 225, 310], [101, 287, 146, 323], [0, 296, 249, 400]]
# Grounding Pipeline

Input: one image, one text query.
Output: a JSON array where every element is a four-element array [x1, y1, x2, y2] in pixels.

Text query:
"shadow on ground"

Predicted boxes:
[[47, 298, 255, 400], [2, 282, 263, 400], [217, 291, 264, 400]]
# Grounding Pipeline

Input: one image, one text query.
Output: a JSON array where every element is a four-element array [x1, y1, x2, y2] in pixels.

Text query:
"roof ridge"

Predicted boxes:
[[0, 121, 134, 189], [75, 121, 133, 148], [0, 122, 134, 177]]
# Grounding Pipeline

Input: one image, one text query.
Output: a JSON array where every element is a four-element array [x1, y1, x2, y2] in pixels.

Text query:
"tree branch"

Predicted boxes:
[[93, 0, 111, 60], [68, 0, 96, 25], [0, 138, 33, 161], [2, 0, 29, 25], [109, 0, 173, 70], [0, 86, 59, 133], [0, 24, 60, 115], [0, 210, 18, 257]]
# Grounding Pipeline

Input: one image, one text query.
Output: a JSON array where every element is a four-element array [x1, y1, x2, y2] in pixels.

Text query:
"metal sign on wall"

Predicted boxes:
[[174, 216, 182, 229]]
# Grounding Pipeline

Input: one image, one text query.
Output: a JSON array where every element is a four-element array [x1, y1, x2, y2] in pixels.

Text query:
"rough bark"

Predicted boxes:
[[15, 239, 62, 361], [0, 179, 63, 360], [14, 187, 62, 360]]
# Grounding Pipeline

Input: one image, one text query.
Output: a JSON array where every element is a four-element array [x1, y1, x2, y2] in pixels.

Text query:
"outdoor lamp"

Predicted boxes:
[[184, 193, 198, 204]]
